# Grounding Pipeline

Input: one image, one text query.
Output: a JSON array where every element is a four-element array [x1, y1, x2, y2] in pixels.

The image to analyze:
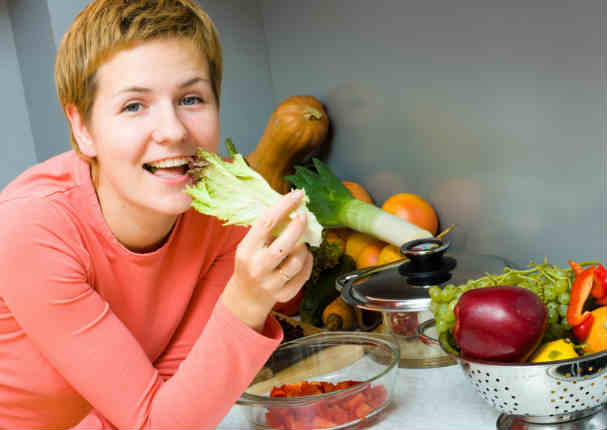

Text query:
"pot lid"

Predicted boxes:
[[337, 238, 520, 312]]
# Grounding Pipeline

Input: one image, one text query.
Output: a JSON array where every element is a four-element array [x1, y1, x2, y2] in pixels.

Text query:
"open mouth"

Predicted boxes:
[[143, 157, 192, 176]]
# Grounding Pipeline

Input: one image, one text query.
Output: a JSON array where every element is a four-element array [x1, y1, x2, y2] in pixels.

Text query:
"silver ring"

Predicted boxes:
[[278, 268, 292, 282]]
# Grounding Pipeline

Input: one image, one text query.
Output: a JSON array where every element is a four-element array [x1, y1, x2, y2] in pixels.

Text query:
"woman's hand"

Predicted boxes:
[[220, 190, 314, 332]]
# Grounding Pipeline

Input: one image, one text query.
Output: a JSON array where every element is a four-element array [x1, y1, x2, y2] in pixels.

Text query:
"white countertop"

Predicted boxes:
[[218, 364, 501, 429]]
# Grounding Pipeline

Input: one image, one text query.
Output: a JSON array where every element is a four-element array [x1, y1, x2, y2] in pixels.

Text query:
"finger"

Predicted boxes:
[[238, 190, 304, 254], [265, 212, 308, 268], [274, 250, 314, 303], [275, 243, 309, 281]]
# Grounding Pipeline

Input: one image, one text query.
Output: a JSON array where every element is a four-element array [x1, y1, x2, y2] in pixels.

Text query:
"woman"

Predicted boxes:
[[0, 0, 313, 428]]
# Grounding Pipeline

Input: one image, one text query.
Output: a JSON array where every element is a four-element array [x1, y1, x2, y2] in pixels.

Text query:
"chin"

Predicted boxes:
[[153, 195, 194, 216]]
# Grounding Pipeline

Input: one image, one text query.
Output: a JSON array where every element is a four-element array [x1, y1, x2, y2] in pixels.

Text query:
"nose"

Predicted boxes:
[[151, 103, 187, 144]]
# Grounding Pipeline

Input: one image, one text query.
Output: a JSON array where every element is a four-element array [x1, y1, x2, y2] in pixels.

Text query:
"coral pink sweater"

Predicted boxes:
[[0, 151, 282, 429]]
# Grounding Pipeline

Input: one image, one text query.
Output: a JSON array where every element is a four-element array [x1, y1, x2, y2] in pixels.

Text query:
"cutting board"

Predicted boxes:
[[248, 312, 363, 394], [247, 343, 365, 396]]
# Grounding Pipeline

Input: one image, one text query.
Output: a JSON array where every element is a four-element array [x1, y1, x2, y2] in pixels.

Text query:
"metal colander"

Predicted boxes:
[[418, 319, 607, 425]]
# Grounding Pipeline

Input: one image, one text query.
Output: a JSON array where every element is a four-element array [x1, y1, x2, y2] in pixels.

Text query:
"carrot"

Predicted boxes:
[[322, 296, 356, 331]]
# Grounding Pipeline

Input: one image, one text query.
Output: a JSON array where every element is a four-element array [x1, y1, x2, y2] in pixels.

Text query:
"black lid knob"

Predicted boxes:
[[399, 238, 456, 285]]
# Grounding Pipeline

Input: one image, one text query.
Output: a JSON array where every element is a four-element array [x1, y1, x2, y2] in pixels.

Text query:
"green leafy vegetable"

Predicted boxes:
[[308, 230, 345, 284], [185, 139, 323, 247], [286, 159, 433, 247]]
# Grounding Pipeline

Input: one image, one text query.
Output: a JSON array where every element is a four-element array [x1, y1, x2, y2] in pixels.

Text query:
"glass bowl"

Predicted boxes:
[[237, 332, 400, 429]]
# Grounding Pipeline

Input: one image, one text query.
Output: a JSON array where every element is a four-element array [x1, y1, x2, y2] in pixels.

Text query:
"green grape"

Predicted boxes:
[[561, 321, 572, 331], [443, 284, 456, 294], [438, 303, 449, 318], [543, 286, 556, 302], [429, 300, 440, 315], [428, 286, 442, 301], [533, 287, 544, 302], [547, 307, 559, 324], [554, 279, 568, 295], [440, 287, 456, 302], [558, 304, 569, 318], [448, 300, 457, 313], [435, 318, 450, 333], [558, 292, 570, 305], [440, 306, 455, 323]]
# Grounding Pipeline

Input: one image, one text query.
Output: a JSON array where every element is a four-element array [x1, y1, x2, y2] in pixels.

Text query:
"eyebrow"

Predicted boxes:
[[113, 77, 210, 97]]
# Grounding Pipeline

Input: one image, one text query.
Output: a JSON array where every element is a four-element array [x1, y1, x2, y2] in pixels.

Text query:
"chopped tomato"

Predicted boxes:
[[335, 380, 361, 390], [266, 380, 387, 429], [300, 381, 323, 396], [320, 381, 335, 393], [270, 387, 287, 398], [354, 402, 373, 419], [342, 392, 366, 411], [364, 385, 388, 408], [312, 416, 337, 429], [325, 404, 349, 424]]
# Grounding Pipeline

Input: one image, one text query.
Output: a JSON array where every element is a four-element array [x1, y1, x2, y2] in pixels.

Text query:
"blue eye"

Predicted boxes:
[[181, 96, 202, 106], [123, 102, 142, 113]]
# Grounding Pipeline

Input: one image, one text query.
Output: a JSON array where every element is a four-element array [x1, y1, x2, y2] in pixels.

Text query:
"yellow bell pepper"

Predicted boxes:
[[530, 339, 578, 363]]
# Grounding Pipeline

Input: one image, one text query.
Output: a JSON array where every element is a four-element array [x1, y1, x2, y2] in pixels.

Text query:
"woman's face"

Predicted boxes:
[[82, 38, 219, 219]]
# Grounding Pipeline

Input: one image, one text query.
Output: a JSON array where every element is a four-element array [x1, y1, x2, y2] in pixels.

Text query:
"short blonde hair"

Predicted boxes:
[[55, 0, 223, 162]]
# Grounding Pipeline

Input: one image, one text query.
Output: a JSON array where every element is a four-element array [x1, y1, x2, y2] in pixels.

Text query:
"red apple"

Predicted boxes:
[[453, 285, 547, 362]]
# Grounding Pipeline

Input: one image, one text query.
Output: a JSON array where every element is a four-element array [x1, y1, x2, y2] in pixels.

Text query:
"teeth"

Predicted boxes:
[[146, 157, 191, 168]]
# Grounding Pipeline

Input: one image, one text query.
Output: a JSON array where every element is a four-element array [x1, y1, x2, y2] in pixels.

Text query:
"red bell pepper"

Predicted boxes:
[[569, 260, 607, 302], [572, 313, 594, 341], [591, 264, 606, 301], [567, 266, 595, 327], [569, 260, 584, 276]]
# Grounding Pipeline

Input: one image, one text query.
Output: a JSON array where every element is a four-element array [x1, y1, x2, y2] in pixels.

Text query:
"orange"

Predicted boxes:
[[342, 180, 374, 204], [584, 306, 606, 354], [345, 232, 381, 262], [356, 242, 385, 269], [377, 244, 405, 265], [381, 193, 439, 236]]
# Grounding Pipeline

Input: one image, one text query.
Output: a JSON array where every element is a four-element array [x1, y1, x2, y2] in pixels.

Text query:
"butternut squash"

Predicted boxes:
[[246, 95, 330, 194]]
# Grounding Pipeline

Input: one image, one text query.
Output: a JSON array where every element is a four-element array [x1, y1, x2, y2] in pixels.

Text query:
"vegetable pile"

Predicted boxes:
[[266, 380, 387, 430], [431, 259, 607, 362]]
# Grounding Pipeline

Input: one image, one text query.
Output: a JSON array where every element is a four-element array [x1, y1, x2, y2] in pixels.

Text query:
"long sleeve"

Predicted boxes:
[[0, 196, 281, 429], [73, 304, 282, 430]]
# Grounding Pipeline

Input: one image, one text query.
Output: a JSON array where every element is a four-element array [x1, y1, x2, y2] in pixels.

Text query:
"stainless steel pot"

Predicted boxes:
[[337, 238, 520, 368]]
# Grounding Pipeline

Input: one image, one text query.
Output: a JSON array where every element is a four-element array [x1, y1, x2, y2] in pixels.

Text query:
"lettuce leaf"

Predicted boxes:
[[185, 141, 323, 247]]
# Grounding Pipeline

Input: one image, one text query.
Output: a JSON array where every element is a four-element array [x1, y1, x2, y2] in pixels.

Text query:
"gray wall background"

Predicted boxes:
[[1, 0, 605, 267]]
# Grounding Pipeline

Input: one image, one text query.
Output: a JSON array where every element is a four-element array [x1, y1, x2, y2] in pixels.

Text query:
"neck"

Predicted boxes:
[[103, 203, 178, 253], [92, 168, 178, 253]]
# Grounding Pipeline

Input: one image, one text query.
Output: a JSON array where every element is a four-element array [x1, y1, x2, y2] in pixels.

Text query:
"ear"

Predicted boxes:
[[65, 104, 97, 158]]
